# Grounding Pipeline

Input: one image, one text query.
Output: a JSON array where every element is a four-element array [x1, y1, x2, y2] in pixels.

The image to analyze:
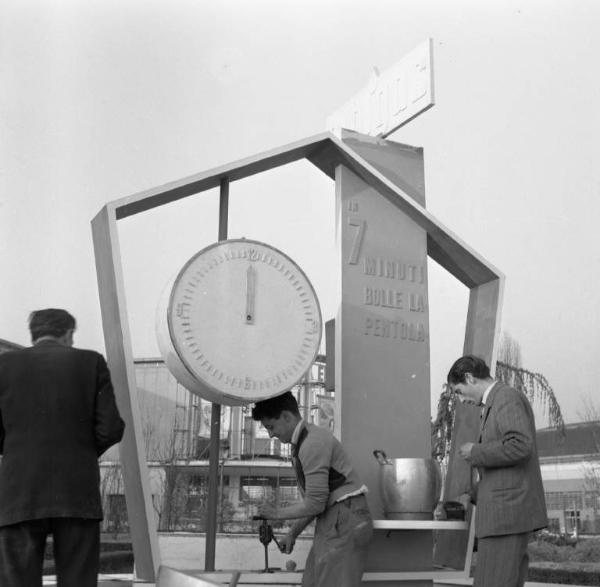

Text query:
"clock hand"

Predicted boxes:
[[246, 265, 256, 324]]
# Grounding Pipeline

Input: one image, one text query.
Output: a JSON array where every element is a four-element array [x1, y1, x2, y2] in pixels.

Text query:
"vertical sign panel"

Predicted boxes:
[[335, 134, 433, 579], [336, 166, 431, 513]]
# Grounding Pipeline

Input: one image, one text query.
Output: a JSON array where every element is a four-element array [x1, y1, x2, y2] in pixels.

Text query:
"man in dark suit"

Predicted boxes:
[[0, 308, 125, 587], [449, 355, 547, 587]]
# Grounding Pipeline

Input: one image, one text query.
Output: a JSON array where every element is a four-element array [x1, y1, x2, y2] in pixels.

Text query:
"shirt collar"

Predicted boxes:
[[33, 337, 62, 346], [291, 419, 305, 446], [481, 381, 496, 406]]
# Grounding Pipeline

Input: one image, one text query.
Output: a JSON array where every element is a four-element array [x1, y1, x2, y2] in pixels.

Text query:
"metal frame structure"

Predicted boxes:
[[91, 130, 503, 581]]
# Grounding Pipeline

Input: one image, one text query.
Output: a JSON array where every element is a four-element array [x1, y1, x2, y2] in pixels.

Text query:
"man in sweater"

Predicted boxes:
[[252, 391, 373, 587], [0, 309, 125, 587]]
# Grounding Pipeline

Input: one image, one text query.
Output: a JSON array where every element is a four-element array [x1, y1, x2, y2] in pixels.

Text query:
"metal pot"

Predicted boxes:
[[373, 450, 442, 520]]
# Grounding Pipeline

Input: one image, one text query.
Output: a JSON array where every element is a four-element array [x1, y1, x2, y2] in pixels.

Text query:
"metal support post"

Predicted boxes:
[[205, 177, 229, 571]]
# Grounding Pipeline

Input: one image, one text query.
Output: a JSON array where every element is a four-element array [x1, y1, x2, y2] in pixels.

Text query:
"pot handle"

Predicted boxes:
[[373, 449, 389, 465]]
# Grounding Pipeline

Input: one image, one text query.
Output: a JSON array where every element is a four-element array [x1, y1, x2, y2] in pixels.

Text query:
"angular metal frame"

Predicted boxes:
[[91, 131, 503, 581]]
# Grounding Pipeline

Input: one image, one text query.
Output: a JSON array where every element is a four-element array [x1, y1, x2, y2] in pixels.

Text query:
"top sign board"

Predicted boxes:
[[326, 38, 434, 138]]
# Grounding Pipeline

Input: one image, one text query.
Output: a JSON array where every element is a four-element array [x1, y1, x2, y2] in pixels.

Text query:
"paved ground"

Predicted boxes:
[[41, 572, 577, 587], [40, 534, 585, 586]]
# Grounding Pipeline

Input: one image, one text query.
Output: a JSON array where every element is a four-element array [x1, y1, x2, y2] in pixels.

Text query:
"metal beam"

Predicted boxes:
[[91, 205, 160, 581]]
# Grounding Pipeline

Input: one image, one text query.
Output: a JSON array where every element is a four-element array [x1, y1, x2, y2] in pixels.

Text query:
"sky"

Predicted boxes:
[[2, 0, 599, 426]]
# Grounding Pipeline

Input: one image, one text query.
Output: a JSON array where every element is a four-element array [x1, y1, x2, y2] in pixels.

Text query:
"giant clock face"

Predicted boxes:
[[156, 239, 322, 405]]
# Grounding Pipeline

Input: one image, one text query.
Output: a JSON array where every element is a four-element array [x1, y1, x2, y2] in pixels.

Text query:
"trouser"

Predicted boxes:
[[0, 517, 100, 587], [474, 531, 530, 587], [302, 494, 373, 587]]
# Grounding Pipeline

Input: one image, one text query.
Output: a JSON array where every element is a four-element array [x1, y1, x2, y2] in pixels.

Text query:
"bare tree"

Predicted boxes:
[[497, 331, 522, 367], [137, 394, 190, 531], [495, 332, 565, 435], [137, 390, 236, 533], [578, 395, 600, 429], [99, 460, 126, 537]]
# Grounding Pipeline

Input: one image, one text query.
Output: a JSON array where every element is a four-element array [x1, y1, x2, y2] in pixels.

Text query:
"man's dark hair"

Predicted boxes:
[[252, 391, 301, 421], [28, 309, 76, 342], [447, 355, 491, 384]]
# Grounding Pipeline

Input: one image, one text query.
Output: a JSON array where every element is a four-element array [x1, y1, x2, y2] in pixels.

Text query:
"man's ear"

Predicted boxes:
[[465, 372, 475, 385], [58, 330, 74, 347]]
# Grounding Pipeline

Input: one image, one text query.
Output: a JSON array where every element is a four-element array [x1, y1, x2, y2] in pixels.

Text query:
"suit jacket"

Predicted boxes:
[[0, 340, 125, 527], [470, 381, 547, 538]]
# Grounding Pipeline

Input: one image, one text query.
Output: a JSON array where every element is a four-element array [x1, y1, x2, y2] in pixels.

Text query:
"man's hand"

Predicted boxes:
[[458, 442, 474, 461], [257, 503, 278, 519], [456, 492, 472, 509], [279, 533, 296, 554]]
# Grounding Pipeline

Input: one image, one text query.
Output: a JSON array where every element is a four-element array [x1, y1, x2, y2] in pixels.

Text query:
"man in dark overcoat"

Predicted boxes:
[[0, 308, 125, 586]]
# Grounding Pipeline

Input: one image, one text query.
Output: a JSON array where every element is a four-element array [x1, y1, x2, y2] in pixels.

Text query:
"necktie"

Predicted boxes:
[[478, 404, 487, 442], [290, 443, 305, 492]]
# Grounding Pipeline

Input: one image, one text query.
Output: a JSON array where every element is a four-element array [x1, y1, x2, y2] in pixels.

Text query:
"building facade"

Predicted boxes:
[[100, 357, 330, 534], [100, 359, 600, 537], [538, 421, 600, 534]]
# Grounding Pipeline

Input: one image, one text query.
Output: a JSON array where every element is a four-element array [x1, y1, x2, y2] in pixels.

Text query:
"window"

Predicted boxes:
[[187, 474, 207, 493], [240, 475, 298, 503], [240, 476, 275, 502], [547, 517, 560, 532], [584, 491, 600, 510], [544, 491, 584, 510], [545, 492, 563, 510], [278, 477, 299, 502], [565, 509, 581, 532]]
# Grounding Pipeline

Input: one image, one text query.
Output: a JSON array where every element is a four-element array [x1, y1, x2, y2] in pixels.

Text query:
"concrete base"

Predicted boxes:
[[157, 566, 236, 586]]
